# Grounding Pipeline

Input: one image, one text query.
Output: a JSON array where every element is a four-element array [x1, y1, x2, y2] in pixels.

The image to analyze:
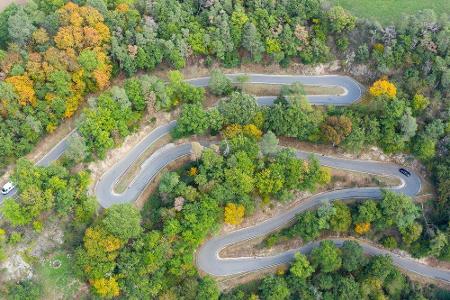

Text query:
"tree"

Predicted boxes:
[[7, 7, 35, 45], [411, 94, 429, 114], [400, 109, 417, 141], [260, 131, 279, 156], [101, 204, 142, 241], [327, 6, 356, 33], [224, 203, 245, 225], [197, 276, 219, 300], [341, 240, 366, 272], [5, 75, 37, 106], [369, 79, 397, 98], [310, 240, 342, 273], [1, 198, 30, 226], [125, 78, 146, 111], [158, 172, 180, 196], [355, 200, 381, 224], [428, 230, 448, 258], [290, 252, 314, 280], [289, 211, 321, 242], [317, 167, 332, 185], [218, 92, 259, 125], [334, 276, 361, 299], [321, 116, 352, 146], [413, 135, 436, 160], [172, 104, 209, 138], [399, 222, 422, 245], [329, 201, 352, 233], [208, 69, 232, 96], [90, 277, 120, 298], [354, 222, 371, 235], [380, 190, 419, 230], [255, 166, 284, 200], [65, 133, 88, 164], [242, 22, 264, 62], [382, 236, 398, 249], [7, 280, 43, 300], [259, 276, 290, 300], [207, 108, 224, 133], [366, 255, 395, 281]]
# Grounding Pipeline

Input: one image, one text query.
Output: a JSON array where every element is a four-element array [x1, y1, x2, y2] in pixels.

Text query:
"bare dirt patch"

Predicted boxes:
[[328, 168, 400, 189]]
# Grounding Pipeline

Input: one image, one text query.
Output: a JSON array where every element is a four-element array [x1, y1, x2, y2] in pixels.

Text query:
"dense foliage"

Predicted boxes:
[[0, 0, 449, 298], [76, 129, 329, 297], [223, 240, 438, 300], [0, 2, 111, 172], [0, 0, 448, 227], [0, 159, 96, 229]]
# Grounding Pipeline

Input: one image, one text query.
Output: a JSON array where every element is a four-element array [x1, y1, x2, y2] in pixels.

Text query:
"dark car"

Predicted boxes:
[[399, 168, 411, 177]]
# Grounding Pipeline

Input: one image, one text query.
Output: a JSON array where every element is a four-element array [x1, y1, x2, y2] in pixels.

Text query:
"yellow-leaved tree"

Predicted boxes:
[[224, 203, 245, 225], [354, 222, 371, 235], [90, 277, 120, 298], [369, 79, 397, 98]]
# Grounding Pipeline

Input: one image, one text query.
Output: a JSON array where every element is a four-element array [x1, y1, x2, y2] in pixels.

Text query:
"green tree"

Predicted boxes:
[[125, 78, 146, 111], [366, 255, 395, 281], [341, 240, 366, 272], [101, 204, 142, 241], [334, 276, 361, 299], [1, 198, 30, 226], [207, 108, 224, 134], [290, 252, 314, 280], [7, 7, 35, 45], [218, 92, 259, 125], [310, 240, 342, 273], [242, 22, 264, 62], [208, 69, 232, 96], [399, 222, 422, 245], [380, 190, 419, 230], [172, 104, 209, 138], [413, 135, 436, 160], [7, 280, 43, 300], [259, 276, 290, 300], [327, 6, 356, 33], [289, 211, 321, 242], [329, 201, 352, 232], [197, 276, 219, 300], [355, 200, 381, 224], [64, 133, 88, 164], [260, 131, 279, 156]]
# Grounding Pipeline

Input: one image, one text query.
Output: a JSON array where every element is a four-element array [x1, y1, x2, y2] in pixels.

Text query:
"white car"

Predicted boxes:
[[1, 182, 15, 195]]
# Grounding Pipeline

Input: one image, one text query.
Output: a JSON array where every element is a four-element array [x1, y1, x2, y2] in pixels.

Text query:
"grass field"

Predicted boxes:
[[330, 0, 450, 24], [36, 251, 83, 299]]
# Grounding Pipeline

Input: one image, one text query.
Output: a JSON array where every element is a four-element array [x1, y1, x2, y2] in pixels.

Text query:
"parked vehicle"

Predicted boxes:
[[399, 168, 411, 177], [1, 182, 15, 195]]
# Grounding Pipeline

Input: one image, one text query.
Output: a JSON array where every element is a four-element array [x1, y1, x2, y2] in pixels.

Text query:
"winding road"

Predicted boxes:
[[2, 74, 449, 284]]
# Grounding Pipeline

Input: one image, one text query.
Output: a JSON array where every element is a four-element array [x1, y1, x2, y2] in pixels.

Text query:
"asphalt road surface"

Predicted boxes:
[[2, 74, 448, 283], [186, 74, 363, 106]]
